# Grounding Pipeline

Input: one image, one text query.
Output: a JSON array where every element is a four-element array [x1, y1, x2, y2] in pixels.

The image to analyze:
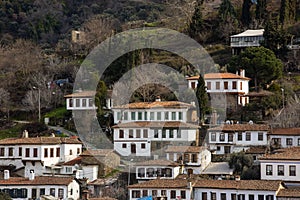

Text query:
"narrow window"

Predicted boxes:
[[143, 129, 148, 138], [216, 82, 220, 90], [25, 148, 30, 157], [44, 148, 48, 158], [157, 112, 161, 120], [131, 112, 136, 120], [232, 81, 237, 89], [246, 132, 251, 141], [278, 165, 284, 176], [138, 112, 142, 120], [165, 112, 169, 120], [129, 129, 134, 138], [19, 147, 22, 156], [207, 82, 211, 90], [258, 132, 264, 141], [211, 133, 216, 141], [238, 132, 243, 141], [289, 165, 296, 176], [141, 143, 146, 149], [56, 148, 60, 157], [136, 130, 141, 138], [266, 165, 273, 175], [224, 81, 228, 90], [33, 148, 38, 157], [8, 147, 13, 156], [50, 148, 54, 157], [119, 130, 124, 138]]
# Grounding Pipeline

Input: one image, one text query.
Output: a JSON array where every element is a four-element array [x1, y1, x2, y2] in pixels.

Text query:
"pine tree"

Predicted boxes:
[[255, 0, 267, 23], [219, 0, 236, 20], [189, 0, 204, 40], [280, 0, 296, 25], [196, 75, 209, 123], [241, 0, 252, 27]]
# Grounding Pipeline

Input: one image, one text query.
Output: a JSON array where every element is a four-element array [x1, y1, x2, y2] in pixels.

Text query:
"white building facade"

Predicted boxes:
[[65, 90, 97, 110], [269, 128, 300, 148]]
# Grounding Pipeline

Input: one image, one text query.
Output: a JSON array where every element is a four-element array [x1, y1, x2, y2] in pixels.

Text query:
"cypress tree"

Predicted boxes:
[[255, 0, 267, 22], [189, 0, 204, 40], [196, 75, 209, 123], [241, 0, 252, 27]]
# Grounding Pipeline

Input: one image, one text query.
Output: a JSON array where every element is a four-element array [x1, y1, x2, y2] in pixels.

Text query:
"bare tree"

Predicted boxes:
[[0, 88, 10, 119]]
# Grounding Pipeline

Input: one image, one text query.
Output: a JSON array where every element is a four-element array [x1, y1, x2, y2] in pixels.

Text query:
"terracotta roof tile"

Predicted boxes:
[[0, 137, 82, 145], [0, 176, 74, 185], [245, 146, 267, 154], [80, 149, 115, 157], [277, 188, 300, 197], [194, 180, 281, 191], [112, 101, 194, 109], [270, 127, 300, 136], [186, 73, 250, 80], [260, 147, 300, 160], [62, 157, 82, 166], [135, 159, 180, 167], [165, 146, 205, 153], [112, 121, 199, 129], [64, 91, 96, 98], [208, 124, 270, 132], [128, 179, 189, 189]]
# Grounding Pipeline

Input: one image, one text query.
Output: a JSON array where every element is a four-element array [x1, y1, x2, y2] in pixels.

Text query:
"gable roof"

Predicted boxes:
[[165, 146, 205, 153], [277, 188, 300, 197], [64, 90, 96, 98], [0, 136, 82, 145], [208, 124, 270, 132], [128, 179, 189, 189], [186, 73, 250, 81], [112, 101, 194, 109], [260, 147, 300, 161], [270, 127, 300, 136], [0, 176, 74, 186], [230, 29, 264, 37], [112, 121, 199, 129], [194, 180, 281, 191]]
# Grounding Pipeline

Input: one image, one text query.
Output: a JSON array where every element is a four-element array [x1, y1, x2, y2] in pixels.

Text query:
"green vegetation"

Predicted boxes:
[[0, 123, 22, 139], [196, 75, 209, 123]]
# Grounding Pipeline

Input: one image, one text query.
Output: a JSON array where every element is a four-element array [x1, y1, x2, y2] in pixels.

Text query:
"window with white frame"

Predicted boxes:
[[278, 165, 284, 176], [286, 138, 293, 146], [289, 165, 296, 176], [258, 132, 264, 141], [246, 132, 251, 141], [211, 133, 216, 141], [266, 165, 273, 175], [220, 133, 225, 141]]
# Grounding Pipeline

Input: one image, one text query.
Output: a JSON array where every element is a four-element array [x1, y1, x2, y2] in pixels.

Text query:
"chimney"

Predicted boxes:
[[4, 170, 9, 180], [22, 130, 29, 138], [240, 69, 245, 77], [235, 175, 240, 181], [51, 133, 55, 137], [29, 171, 35, 180], [155, 96, 161, 102]]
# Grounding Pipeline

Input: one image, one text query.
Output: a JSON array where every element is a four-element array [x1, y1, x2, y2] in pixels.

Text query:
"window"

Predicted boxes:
[[192, 154, 198, 163], [70, 189, 73, 195], [122, 143, 127, 148], [165, 112, 169, 120], [58, 189, 64, 199], [44, 148, 48, 158], [154, 129, 159, 138], [211, 192, 216, 200], [33, 148, 38, 157], [228, 133, 233, 142], [220, 133, 225, 141], [152, 190, 157, 197], [238, 132, 243, 141], [19, 189, 27, 198], [161, 190, 166, 196], [117, 112, 121, 120], [75, 99, 80, 107], [162, 130, 166, 138], [144, 112, 147, 120], [88, 99, 94, 107], [266, 165, 273, 175], [278, 165, 284, 176], [258, 132, 264, 141], [181, 190, 186, 199], [0, 148, 4, 156], [248, 195, 254, 200], [191, 82, 196, 89], [69, 99, 73, 107], [169, 129, 174, 138], [143, 129, 148, 138], [211, 133, 216, 141], [131, 112, 136, 120], [240, 82, 243, 90], [150, 112, 155, 120], [82, 99, 86, 107], [216, 82, 220, 90], [266, 195, 274, 200], [286, 138, 293, 146], [50, 188, 55, 196], [238, 194, 245, 200], [246, 132, 251, 141], [224, 81, 228, 90], [56, 148, 60, 157], [298, 138, 300, 146], [179, 112, 182, 120], [25, 148, 30, 157], [132, 190, 141, 198], [177, 130, 181, 138], [142, 190, 148, 197], [231, 194, 237, 200], [8, 147, 13, 156], [66, 167, 72, 173], [232, 81, 237, 89], [221, 193, 226, 200], [50, 148, 54, 157], [171, 190, 176, 198], [77, 148, 80, 154], [119, 130, 124, 138], [207, 82, 211, 90], [289, 165, 296, 176], [138, 168, 145, 177], [124, 112, 128, 120], [40, 188, 45, 196], [19, 147, 22, 156], [157, 112, 161, 120], [147, 168, 154, 177], [136, 130, 141, 138], [258, 195, 264, 200], [171, 112, 176, 120], [69, 149, 73, 155], [141, 143, 146, 149], [138, 112, 142, 120], [202, 192, 207, 200], [129, 129, 134, 138]]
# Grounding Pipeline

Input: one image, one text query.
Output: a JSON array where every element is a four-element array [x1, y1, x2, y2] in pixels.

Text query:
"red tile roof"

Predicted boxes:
[[194, 180, 282, 191], [112, 101, 194, 109], [260, 147, 300, 160], [186, 73, 250, 80], [0, 136, 82, 145], [128, 179, 189, 189], [208, 124, 270, 132], [135, 159, 180, 167], [80, 149, 116, 157], [270, 127, 300, 136], [277, 188, 300, 197], [64, 91, 96, 98], [0, 176, 74, 185], [112, 121, 199, 129], [62, 157, 82, 166], [245, 146, 267, 154], [165, 146, 205, 153]]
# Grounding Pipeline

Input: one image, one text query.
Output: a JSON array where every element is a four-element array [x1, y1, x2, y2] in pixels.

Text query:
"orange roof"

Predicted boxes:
[[112, 121, 199, 129], [135, 159, 180, 167], [194, 180, 282, 191], [186, 73, 250, 80], [277, 188, 300, 197], [270, 127, 300, 136], [0, 137, 82, 145], [165, 146, 205, 153], [128, 179, 189, 189], [112, 101, 194, 109], [0, 176, 74, 185], [260, 147, 300, 160], [62, 157, 82, 166], [64, 90, 96, 98], [208, 124, 270, 132]]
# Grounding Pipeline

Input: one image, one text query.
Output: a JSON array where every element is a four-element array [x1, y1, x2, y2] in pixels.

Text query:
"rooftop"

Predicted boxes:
[[208, 124, 270, 132], [245, 146, 267, 154], [231, 29, 264, 37], [165, 146, 205, 153], [128, 179, 189, 189], [186, 73, 250, 81], [112, 121, 199, 129], [260, 147, 300, 161], [112, 101, 194, 109], [0, 176, 74, 186], [64, 90, 96, 98], [62, 157, 82, 166], [80, 149, 116, 157], [277, 187, 300, 197], [270, 127, 300, 136], [0, 136, 82, 145], [202, 162, 234, 175], [194, 179, 281, 191]]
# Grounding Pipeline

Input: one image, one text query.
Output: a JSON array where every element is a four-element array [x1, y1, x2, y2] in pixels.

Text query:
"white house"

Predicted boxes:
[[135, 159, 182, 181], [0, 135, 82, 178], [186, 71, 250, 108], [112, 100, 199, 157], [65, 90, 97, 110], [165, 146, 211, 174], [128, 179, 193, 200], [0, 171, 80, 200], [193, 179, 283, 200], [260, 147, 300, 182], [230, 29, 264, 55], [269, 127, 300, 148], [207, 123, 270, 154]]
